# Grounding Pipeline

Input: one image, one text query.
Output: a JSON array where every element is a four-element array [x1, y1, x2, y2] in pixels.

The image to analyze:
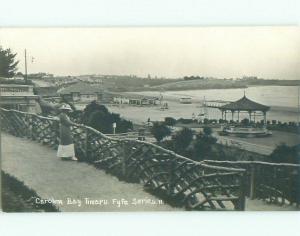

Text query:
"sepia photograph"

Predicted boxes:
[[0, 27, 299, 212]]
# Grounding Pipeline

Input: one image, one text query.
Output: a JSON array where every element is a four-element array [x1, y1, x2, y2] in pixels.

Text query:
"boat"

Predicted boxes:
[[179, 97, 192, 104], [219, 125, 272, 138]]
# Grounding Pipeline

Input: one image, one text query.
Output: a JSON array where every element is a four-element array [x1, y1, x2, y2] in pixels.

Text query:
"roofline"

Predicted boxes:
[[0, 84, 33, 88], [219, 107, 270, 111]]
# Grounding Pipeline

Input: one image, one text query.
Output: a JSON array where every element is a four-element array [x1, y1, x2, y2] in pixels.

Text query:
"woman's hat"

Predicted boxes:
[[59, 103, 72, 111]]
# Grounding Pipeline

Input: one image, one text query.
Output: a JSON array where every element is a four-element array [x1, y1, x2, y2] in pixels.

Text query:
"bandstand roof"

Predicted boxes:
[[219, 95, 270, 112]]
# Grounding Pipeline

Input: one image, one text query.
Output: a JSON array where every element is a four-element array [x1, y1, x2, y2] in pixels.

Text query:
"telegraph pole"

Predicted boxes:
[[24, 49, 28, 84]]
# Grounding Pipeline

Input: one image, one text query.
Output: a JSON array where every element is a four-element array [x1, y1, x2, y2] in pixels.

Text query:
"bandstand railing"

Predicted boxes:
[[0, 108, 247, 210]]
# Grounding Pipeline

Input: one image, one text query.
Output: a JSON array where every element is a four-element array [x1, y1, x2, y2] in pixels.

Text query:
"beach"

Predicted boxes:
[[125, 85, 300, 123], [75, 86, 299, 124]]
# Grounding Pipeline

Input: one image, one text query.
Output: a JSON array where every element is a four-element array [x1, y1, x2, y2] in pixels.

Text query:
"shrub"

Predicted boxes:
[[177, 118, 193, 124], [151, 122, 171, 142], [269, 143, 299, 164], [164, 117, 176, 126], [241, 118, 250, 126], [172, 127, 194, 155], [83, 101, 133, 133], [203, 126, 213, 136], [191, 132, 217, 161]]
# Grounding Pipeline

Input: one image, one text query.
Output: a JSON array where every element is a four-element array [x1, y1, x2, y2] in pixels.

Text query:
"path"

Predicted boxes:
[[1, 133, 179, 212], [1, 133, 298, 211], [215, 130, 300, 156]]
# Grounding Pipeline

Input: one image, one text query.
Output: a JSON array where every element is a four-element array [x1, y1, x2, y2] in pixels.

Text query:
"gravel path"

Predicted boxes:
[[1, 133, 180, 212]]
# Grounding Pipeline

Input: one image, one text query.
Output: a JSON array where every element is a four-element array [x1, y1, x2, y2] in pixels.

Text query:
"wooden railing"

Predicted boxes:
[[0, 108, 246, 211], [203, 160, 300, 206]]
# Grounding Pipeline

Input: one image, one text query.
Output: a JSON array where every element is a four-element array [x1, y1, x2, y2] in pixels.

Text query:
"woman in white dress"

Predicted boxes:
[[57, 104, 78, 161]]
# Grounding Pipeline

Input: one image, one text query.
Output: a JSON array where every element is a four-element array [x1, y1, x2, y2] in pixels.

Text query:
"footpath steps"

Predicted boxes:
[[1, 133, 179, 212]]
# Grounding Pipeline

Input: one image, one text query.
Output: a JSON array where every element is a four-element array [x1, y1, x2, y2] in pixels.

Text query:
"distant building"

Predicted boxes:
[[58, 82, 112, 103], [34, 87, 61, 104], [113, 97, 130, 104], [113, 95, 159, 106], [34, 87, 59, 98], [0, 84, 40, 113], [179, 97, 192, 104]]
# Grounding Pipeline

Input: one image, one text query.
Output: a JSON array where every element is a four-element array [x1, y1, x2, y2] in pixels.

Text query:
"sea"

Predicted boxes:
[[131, 86, 300, 123]]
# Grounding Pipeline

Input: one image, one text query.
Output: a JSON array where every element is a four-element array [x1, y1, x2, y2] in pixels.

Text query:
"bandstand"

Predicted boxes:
[[219, 95, 270, 124]]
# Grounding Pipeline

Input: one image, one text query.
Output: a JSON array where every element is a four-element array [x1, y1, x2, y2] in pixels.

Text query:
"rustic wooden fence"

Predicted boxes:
[[204, 160, 300, 206], [0, 108, 247, 211]]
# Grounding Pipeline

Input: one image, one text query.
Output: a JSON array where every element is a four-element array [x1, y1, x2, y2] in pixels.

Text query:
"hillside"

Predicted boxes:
[[139, 78, 300, 91], [148, 78, 247, 91]]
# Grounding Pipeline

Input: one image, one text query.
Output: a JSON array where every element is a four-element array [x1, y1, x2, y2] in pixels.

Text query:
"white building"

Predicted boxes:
[[0, 84, 40, 113]]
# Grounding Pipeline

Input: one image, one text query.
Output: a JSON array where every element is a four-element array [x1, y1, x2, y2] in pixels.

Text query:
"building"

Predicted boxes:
[[219, 95, 270, 123], [113, 95, 159, 106], [58, 82, 112, 103], [34, 86, 59, 98], [0, 84, 40, 113], [113, 97, 130, 104], [179, 97, 192, 104]]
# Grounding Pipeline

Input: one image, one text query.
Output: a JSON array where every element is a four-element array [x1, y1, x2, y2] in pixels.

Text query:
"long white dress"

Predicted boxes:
[[56, 113, 75, 158]]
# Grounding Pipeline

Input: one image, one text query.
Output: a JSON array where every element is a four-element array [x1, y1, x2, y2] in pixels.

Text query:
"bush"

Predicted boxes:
[[269, 143, 299, 164], [172, 127, 194, 155], [191, 132, 217, 161], [164, 117, 176, 126], [83, 101, 133, 133], [177, 118, 193, 124], [151, 122, 171, 142], [203, 126, 213, 136], [241, 118, 250, 126]]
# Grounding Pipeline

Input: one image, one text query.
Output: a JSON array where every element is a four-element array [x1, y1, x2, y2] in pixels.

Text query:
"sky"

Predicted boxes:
[[0, 27, 299, 79]]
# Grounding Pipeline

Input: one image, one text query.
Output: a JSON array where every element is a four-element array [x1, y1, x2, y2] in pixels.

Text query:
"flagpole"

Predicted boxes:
[[24, 49, 28, 84]]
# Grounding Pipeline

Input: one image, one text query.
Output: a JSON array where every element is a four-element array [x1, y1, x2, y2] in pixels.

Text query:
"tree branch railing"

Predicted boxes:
[[1, 108, 246, 211], [203, 160, 300, 206]]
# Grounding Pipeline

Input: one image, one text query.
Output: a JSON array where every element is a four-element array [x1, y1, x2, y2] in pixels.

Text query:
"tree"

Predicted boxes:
[[190, 128, 217, 161], [151, 122, 171, 142], [82, 101, 133, 134], [0, 46, 19, 78], [164, 117, 176, 126], [203, 126, 213, 136], [88, 110, 113, 133], [172, 127, 194, 155], [82, 101, 108, 124], [270, 143, 299, 164]]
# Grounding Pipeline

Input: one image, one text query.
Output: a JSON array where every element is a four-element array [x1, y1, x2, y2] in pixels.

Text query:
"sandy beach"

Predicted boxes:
[[104, 101, 298, 125], [125, 86, 300, 123], [74, 85, 300, 152]]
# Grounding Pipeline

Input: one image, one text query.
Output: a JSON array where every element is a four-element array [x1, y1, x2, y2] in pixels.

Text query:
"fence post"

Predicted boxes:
[[250, 163, 256, 199], [120, 140, 128, 180], [237, 171, 246, 211], [53, 119, 59, 148], [84, 126, 89, 160], [168, 156, 175, 196]]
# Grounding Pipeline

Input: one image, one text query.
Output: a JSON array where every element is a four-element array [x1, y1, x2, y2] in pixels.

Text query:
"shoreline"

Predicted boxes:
[[131, 84, 299, 93]]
